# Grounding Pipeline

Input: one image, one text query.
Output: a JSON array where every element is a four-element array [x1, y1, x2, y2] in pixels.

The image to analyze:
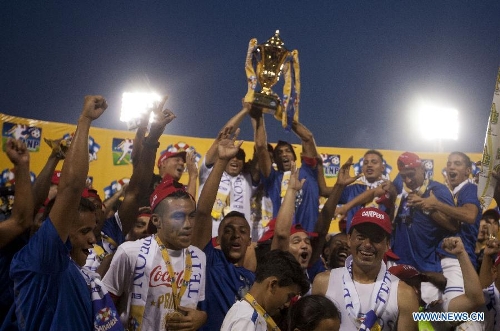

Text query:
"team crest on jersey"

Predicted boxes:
[[2, 122, 42, 152], [321, 153, 340, 178], [103, 178, 130, 199], [61, 133, 101, 162], [422, 159, 434, 180], [161, 142, 201, 172], [94, 307, 119, 331], [112, 138, 134, 165]]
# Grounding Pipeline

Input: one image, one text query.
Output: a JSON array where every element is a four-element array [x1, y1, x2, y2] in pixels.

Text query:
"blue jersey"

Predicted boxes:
[[9, 219, 92, 331], [101, 213, 125, 251], [262, 160, 319, 232], [0, 231, 28, 327], [437, 182, 481, 267], [199, 241, 255, 331], [392, 180, 454, 272]]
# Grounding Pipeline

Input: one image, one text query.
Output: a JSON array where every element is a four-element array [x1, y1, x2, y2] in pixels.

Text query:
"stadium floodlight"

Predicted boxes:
[[120, 92, 161, 130], [418, 104, 459, 141]]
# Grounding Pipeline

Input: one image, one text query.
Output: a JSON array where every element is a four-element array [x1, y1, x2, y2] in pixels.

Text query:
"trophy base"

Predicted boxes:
[[252, 92, 280, 114]]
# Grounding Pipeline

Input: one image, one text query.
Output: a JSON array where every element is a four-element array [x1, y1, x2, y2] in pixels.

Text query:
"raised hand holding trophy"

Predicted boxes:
[[244, 30, 300, 129]]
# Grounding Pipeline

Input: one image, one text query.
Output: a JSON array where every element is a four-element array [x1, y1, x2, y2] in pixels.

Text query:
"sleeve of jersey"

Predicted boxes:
[[459, 184, 481, 209], [199, 157, 213, 185], [101, 214, 125, 248], [433, 183, 455, 205], [11, 218, 70, 276], [102, 244, 132, 297], [222, 316, 259, 331]]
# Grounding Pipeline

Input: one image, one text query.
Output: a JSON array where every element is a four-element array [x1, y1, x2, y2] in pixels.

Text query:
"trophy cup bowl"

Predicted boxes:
[[252, 31, 291, 113]]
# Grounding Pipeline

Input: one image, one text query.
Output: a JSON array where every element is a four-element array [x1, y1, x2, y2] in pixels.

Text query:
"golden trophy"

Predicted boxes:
[[244, 30, 300, 128]]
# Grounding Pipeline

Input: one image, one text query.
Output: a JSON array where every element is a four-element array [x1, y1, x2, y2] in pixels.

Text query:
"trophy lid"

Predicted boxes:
[[264, 30, 285, 48]]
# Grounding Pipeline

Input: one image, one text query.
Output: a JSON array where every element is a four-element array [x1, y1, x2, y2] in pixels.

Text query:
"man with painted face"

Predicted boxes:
[[8, 96, 123, 330], [251, 108, 321, 233], [414, 152, 481, 305], [312, 208, 419, 331], [392, 151, 456, 304], [102, 178, 207, 331]]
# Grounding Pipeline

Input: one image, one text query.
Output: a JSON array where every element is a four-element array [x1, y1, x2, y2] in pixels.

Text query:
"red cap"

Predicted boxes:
[[388, 264, 421, 280], [150, 177, 186, 211], [51, 170, 61, 185], [384, 248, 400, 262], [157, 151, 187, 168], [350, 207, 392, 234], [258, 219, 318, 243], [397, 152, 422, 171], [82, 188, 102, 204]]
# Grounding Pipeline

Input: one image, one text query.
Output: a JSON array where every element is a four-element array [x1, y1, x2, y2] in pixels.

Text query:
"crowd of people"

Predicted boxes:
[[1, 95, 500, 331]]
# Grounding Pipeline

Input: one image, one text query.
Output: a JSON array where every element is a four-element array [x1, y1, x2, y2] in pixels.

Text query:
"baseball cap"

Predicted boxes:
[[82, 188, 102, 204], [149, 177, 187, 211], [157, 151, 187, 168], [258, 219, 318, 243], [350, 207, 392, 235], [397, 152, 422, 171], [389, 264, 422, 280]]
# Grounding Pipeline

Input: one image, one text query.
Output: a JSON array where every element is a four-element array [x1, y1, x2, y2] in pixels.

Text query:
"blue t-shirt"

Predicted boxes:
[[307, 258, 326, 284], [392, 180, 454, 273], [436, 182, 481, 268], [9, 219, 92, 331], [199, 241, 255, 331], [262, 161, 319, 232]]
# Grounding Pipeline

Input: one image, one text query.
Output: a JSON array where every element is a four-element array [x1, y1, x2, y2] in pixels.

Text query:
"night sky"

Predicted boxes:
[[2, 1, 500, 154]]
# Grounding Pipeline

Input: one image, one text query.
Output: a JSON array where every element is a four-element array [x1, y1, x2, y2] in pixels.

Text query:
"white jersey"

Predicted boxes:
[[102, 237, 206, 331], [221, 299, 267, 331], [198, 157, 256, 237], [326, 267, 400, 331]]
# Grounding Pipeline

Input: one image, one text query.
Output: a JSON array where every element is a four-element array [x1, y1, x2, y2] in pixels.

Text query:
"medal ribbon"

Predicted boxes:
[[155, 236, 193, 311], [243, 293, 280, 331], [394, 178, 429, 222]]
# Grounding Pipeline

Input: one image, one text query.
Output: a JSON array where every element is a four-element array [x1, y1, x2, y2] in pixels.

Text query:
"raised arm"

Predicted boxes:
[[192, 128, 243, 249], [479, 238, 500, 288], [118, 97, 175, 235], [204, 103, 251, 167], [185, 150, 198, 198], [31, 141, 64, 213], [0, 139, 33, 248], [442, 237, 485, 312], [291, 121, 316, 158], [271, 162, 304, 251], [49, 96, 107, 242], [250, 107, 273, 178], [309, 158, 355, 265]]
